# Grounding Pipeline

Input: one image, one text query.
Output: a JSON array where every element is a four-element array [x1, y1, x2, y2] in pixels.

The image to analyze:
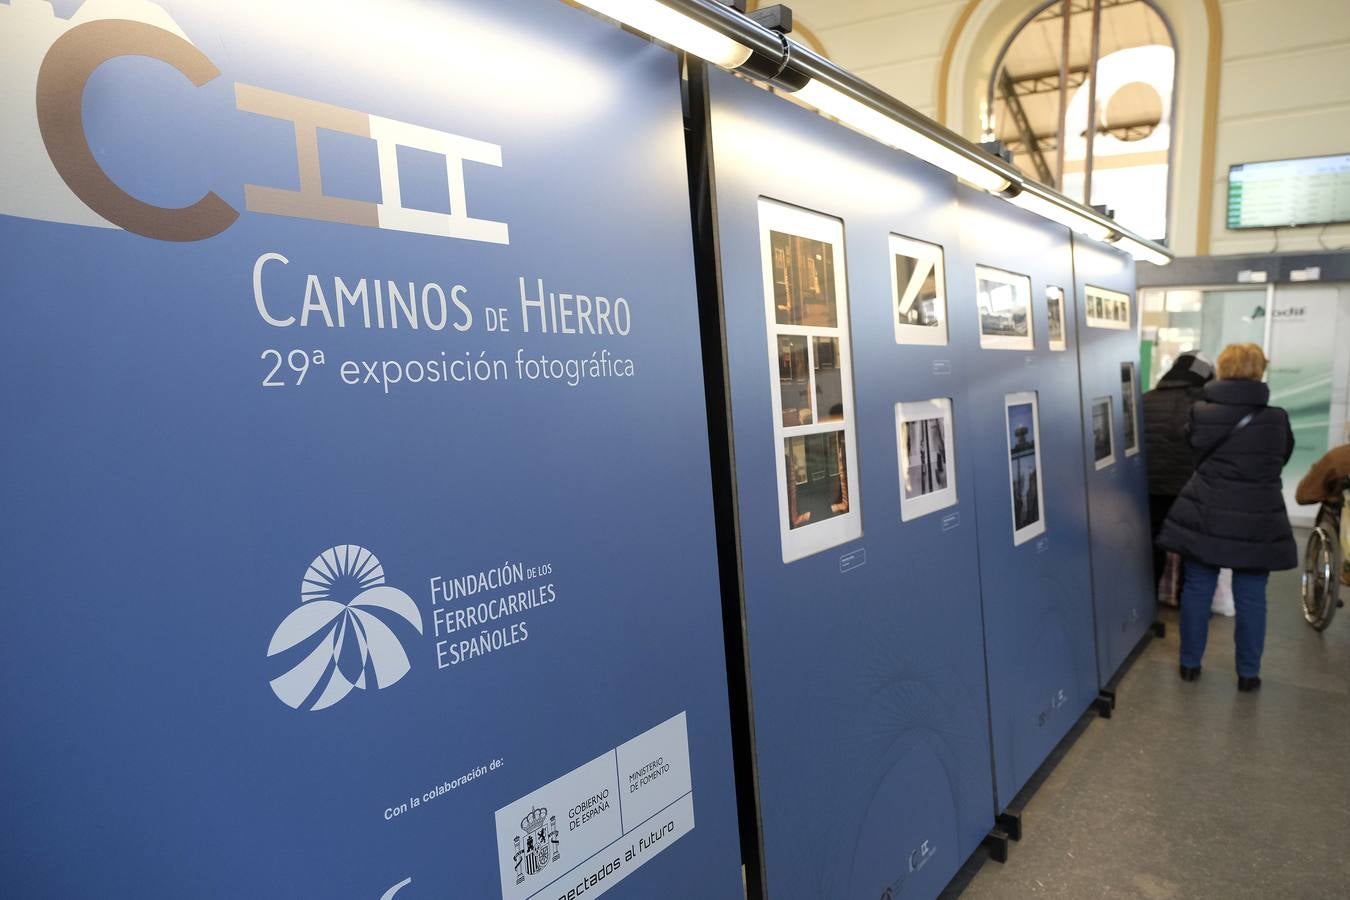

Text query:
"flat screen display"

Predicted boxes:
[[1227, 154, 1350, 229]]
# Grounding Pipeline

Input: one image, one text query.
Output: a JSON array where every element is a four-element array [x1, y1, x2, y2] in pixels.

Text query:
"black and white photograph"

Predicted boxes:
[[977, 265, 1034, 350], [1092, 396, 1115, 470], [1085, 285, 1131, 330], [895, 398, 958, 521], [1046, 285, 1066, 351], [1006, 392, 1046, 544], [759, 199, 861, 562], [890, 234, 948, 346], [1120, 362, 1140, 455]]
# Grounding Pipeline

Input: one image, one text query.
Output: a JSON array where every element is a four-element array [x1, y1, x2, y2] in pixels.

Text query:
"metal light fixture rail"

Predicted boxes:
[[568, 0, 1173, 265]]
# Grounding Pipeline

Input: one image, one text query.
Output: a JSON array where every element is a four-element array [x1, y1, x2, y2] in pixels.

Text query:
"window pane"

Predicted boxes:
[[988, 1, 1174, 241]]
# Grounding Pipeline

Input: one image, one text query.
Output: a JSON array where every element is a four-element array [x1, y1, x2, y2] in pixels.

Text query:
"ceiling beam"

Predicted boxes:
[[998, 70, 1054, 184], [1005, 66, 1088, 97], [1032, 0, 1141, 23], [1003, 117, 1161, 154]]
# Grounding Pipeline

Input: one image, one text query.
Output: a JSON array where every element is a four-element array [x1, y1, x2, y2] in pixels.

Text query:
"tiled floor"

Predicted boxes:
[[943, 542, 1350, 898]]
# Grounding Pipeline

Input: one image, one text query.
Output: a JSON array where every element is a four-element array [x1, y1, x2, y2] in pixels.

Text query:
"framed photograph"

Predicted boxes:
[[1046, 285, 1067, 351], [1085, 284, 1132, 330], [890, 234, 948, 346], [1120, 362, 1140, 456], [895, 398, 957, 522], [759, 198, 861, 563], [1005, 392, 1046, 546], [976, 265, 1034, 350], [1091, 396, 1116, 470]]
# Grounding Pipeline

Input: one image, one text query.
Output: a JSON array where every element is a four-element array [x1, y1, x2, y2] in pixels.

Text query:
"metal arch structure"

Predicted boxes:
[[999, 69, 1054, 184], [985, 0, 1177, 230]]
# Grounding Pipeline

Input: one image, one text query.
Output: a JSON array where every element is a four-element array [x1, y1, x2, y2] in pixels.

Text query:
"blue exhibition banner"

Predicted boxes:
[[0, 2, 743, 897], [954, 188, 1099, 812], [699, 67, 996, 899], [1071, 238, 1154, 685]]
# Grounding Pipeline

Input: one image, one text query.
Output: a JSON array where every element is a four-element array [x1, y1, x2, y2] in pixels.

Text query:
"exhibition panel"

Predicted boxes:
[[1071, 239, 1156, 686], [953, 188, 1100, 813], [695, 65, 997, 898], [0, 2, 743, 897]]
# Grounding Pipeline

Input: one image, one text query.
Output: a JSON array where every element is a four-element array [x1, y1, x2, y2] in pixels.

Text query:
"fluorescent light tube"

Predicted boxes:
[[1112, 235, 1171, 266], [1007, 189, 1114, 242], [573, 0, 753, 68], [793, 79, 1012, 194]]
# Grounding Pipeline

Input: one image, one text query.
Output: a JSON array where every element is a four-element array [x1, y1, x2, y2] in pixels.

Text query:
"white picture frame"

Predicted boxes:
[[977, 265, 1035, 351], [1046, 285, 1067, 351], [1120, 362, 1140, 456], [1091, 396, 1116, 470], [1085, 284, 1132, 330], [890, 234, 948, 347], [1005, 391, 1046, 546], [895, 398, 957, 522], [758, 198, 862, 563]]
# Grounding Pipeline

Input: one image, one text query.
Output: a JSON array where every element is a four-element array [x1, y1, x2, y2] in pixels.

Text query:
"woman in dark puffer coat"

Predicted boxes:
[[1142, 351, 1214, 588], [1157, 343, 1296, 692]]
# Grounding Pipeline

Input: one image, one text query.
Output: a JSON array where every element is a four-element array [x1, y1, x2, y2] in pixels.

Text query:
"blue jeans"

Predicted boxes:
[[1179, 560, 1269, 677]]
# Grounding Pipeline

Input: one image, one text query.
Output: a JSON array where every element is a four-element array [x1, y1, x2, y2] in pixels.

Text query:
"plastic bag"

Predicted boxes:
[[1211, 567, 1235, 617], [1157, 552, 1180, 607]]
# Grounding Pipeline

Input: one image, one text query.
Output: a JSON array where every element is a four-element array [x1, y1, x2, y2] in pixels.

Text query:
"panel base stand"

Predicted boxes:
[[982, 827, 1011, 864], [996, 809, 1023, 842], [1094, 688, 1116, 718], [1151, 620, 1166, 638]]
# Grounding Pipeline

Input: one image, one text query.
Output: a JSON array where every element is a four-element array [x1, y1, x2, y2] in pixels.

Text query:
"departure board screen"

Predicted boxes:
[[1227, 154, 1350, 229]]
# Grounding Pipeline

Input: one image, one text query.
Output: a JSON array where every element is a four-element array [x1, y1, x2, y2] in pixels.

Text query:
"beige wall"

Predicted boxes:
[[782, 0, 1350, 259], [1211, 0, 1350, 255], [779, 0, 968, 120]]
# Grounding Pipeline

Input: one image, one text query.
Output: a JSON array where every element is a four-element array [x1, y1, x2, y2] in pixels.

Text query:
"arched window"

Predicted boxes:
[[987, 0, 1175, 243]]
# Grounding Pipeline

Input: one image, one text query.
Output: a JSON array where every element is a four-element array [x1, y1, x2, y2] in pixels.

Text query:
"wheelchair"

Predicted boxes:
[[1301, 476, 1348, 631]]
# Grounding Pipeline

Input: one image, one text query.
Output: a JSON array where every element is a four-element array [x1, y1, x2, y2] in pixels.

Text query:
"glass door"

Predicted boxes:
[[1140, 287, 1268, 389]]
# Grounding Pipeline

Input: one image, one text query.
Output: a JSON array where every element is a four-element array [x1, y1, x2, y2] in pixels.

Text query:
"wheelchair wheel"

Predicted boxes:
[[1302, 522, 1340, 631]]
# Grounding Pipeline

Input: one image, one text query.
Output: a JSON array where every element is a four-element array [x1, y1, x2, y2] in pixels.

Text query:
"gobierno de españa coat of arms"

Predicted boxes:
[[513, 806, 560, 886]]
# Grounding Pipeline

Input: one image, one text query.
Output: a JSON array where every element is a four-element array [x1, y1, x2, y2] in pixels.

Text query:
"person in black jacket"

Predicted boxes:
[[1142, 351, 1214, 589], [1156, 343, 1296, 691]]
